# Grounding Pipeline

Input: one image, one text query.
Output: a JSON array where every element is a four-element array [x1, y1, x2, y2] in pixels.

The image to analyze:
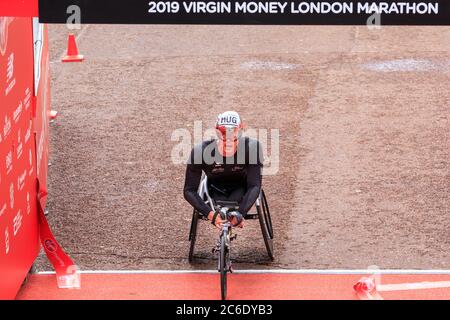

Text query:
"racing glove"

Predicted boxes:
[[208, 211, 225, 229], [229, 211, 245, 228]]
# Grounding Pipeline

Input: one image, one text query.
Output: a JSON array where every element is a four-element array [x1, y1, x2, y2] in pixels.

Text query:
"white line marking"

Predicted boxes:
[[36, 269, 450, 275], [378, 281, 450, 292]]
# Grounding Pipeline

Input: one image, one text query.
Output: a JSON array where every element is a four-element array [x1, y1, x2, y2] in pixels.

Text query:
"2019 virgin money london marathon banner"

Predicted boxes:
[[38, 0, 450, 25]]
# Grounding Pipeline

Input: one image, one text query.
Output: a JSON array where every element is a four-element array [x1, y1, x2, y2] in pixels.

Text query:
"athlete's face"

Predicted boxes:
[[215, 126, 240, 142], [216, 125, 241, 155]]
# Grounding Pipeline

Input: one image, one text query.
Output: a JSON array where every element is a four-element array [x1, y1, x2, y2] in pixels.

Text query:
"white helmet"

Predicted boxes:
[[215, 111, 243, 141]]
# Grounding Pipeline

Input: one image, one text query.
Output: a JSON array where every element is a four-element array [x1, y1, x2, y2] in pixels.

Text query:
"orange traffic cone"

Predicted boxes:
[[62, 34, 84, 63]]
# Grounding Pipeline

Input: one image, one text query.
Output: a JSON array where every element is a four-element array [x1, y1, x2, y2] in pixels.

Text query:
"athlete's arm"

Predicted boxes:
[[238, 140, 263, 215], [183, 147, 212, 217], [238, 164, 262, 215]]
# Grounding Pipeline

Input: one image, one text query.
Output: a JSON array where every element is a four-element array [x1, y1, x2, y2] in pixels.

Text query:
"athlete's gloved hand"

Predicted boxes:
[[229, 211, 245, 228], [208, 211, 225, 229]]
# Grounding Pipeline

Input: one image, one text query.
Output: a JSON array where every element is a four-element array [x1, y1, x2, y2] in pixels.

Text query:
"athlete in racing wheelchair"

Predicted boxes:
[[184, 111, 274, 261]]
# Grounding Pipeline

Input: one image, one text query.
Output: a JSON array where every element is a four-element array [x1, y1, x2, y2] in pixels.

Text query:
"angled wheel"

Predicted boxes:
[[188, 209, 199, 263], [219, 230, 229, 300], [257, 190, 274, 260], [261, 190, 274, 239]]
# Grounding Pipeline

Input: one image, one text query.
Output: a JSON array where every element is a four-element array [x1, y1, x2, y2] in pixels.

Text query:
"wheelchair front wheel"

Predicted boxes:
[[219, 230, 229, 300]]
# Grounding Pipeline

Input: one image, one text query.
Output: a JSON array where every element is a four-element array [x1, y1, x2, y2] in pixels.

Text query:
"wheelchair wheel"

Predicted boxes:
[[257, 190, 274, 260], [219, 230, 228, 300], [261, 190, 274, 238], [188, 209, 199, 263]]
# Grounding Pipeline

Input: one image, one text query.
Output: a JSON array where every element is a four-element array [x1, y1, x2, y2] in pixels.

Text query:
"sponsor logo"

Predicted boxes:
[[13, 210, 22, 236], [13, 101, 23, 123], [218, 115, 238, 126], [24, 88, 32, 110], [5, 228, 9, 255], [37, 131, 45, 174], [17, 129, 23, 159], [5, 53, 15, 96], [44, 239, 58, 253], [25, 123, 31, 143], [26, 193, 30, 214], [3, 115, 11, 138], [6, 53, 13, 82], [9, 183, 14, 209], [17, 170, 26, 191], [6, 149, 13, 174], [28, 149, 34, 176], [0, 203, 6, 217], [0, 18, 11, 56], [5, 78, 15, 96]]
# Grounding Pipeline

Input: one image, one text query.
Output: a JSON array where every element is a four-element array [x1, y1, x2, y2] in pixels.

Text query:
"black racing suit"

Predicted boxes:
[[183, 137, 263, 218]]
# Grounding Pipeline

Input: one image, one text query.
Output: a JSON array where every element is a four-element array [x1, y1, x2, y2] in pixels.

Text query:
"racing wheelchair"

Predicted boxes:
[[188, 175, 274, 263]]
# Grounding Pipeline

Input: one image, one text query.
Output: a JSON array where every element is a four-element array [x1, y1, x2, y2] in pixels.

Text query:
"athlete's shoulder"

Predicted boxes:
[[244, 136, 261, 146], [188, 139, 216, 165], [242, 136, 263, 151], [240, 136, 263, 165]]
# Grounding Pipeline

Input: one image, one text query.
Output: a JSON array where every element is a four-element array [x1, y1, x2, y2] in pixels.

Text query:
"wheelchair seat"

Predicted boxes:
[[213, 199, 239, 210], [211, 197, 259, 220], [199, 176, 260, 219], [189, 175, 274, 261]]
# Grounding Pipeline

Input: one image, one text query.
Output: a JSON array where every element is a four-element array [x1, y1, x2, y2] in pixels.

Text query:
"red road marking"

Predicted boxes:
[[16, 273, 450, 300]]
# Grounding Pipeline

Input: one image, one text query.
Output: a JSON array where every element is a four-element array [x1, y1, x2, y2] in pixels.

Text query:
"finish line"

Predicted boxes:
[[36, 269, 450, 275]]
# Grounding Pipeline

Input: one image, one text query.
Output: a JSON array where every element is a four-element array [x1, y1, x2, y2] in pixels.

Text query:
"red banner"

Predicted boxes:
[[0, 17, 39, 300], [0, 18, 77, 299]]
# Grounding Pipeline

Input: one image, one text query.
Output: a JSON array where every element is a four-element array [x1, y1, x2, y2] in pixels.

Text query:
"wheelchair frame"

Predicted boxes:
[[188, 175, 274, 262]]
